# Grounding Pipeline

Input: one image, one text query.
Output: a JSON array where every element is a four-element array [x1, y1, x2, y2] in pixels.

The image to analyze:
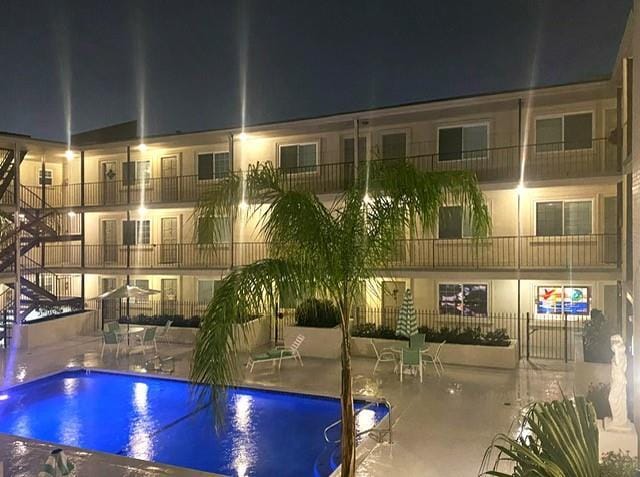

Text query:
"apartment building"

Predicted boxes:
[[0, 71, 629, 360]]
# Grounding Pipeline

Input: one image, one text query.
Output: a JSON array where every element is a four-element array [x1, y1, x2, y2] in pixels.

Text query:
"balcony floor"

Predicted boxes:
[[0, 334, 574, 476]]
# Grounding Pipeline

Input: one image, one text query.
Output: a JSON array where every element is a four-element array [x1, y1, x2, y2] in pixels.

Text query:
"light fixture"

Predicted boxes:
[[363, 193, 373, 204], [67, 210, 76, 218], [239, 200, 249, 210], [137, 143, 147, 152], [64, 150, 74, 160], [516, 182, 525, 196], [138, 205, 147, 214], [238, 132, 248, 142]]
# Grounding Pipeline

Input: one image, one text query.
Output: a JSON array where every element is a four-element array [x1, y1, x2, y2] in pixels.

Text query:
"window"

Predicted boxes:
[[197, 279, 222, 303], [279, 144, 317, 172], [122, 161, 151, 185], [438, 124, 488, 161], [438, 206, 473, 239], [438, 283, 488, 316], [132, 279, 150, 304], [123, 220, 151, 245], [535, 200, 592, 236], [536, 112, 592, 151], [197, 217, 231, 244], [198, 152, 230, 180], [38, 169, 53, 186], [381, 133, 406, 160], [343, 137, 367, 163], [537, 286, 590, 316]]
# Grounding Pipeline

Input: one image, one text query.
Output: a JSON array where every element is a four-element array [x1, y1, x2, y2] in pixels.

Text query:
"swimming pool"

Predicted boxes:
[[0, 369, 388, 476]]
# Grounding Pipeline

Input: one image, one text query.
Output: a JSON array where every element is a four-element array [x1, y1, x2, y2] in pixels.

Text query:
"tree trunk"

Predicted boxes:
[[339, 305, 356, 477]]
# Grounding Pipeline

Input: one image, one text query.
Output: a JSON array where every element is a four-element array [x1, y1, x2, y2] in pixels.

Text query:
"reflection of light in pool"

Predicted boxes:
[[234, 394, 252, 432], [129, 382, 153, 461], [356, 408, 377, 435], [0, 393, 9, 401], [15, 367, 27, 382], [63, 378, 78, 396], [232, 394, 255, 477]]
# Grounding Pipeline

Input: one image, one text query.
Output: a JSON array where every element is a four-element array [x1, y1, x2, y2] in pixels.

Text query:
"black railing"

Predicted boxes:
[[39, 234, 617, 271], [20, 138, 618, 209]]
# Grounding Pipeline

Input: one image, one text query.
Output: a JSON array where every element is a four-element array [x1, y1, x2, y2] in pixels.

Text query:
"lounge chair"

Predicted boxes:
[[370, 339, 396, 373], [157, 320, 173, 344], [136, 327, 158, 355], [101, 330, 121, 359], [246, 334, 305, 372], [400, 348, 422, 383], [422, 340, 446, 376]]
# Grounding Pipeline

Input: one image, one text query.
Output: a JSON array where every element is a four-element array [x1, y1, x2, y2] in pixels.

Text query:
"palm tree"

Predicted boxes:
[[191, 159, 490, 476]]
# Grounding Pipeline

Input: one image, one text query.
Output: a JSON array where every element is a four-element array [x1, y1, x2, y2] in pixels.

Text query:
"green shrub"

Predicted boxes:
[[351, 323, 510, 346], [351, 323, 399, 340], [586, 382, 611, 419], [600, 450, 637, 477], [295, 298, 341, 328], [583, 309, 616, 363]]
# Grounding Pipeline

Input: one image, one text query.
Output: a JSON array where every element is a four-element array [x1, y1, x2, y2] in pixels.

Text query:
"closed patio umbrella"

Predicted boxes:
[[396, 288, 418, 338]]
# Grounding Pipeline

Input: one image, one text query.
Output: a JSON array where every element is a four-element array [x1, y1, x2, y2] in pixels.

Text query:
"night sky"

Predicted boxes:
[[0, 0, 632, 142]]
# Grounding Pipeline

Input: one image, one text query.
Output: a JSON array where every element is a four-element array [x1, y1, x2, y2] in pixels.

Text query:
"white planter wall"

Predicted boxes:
[[283, 325, 342, 359], [574, 333, 610, 395], [15, 310, 98, 350], [352, 337, 518, 369]]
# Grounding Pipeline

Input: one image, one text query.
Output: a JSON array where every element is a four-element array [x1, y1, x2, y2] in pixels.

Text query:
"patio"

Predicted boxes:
[[0, 335, 573, 476]]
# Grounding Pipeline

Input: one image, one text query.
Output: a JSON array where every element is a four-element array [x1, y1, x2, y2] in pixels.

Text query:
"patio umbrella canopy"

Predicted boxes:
[[396, 288, 418, 338], [93, 284, 160, 301]]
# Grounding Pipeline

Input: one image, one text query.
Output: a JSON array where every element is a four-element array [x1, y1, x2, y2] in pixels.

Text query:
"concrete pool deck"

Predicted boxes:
[[0, 335, 574, 476]]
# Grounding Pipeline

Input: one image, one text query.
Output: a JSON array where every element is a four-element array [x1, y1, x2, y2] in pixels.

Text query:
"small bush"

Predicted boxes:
[[600, 450, 637, 477], [295, 298, 341, 328], [351, 323, 510, 346], [351, 323, 400, 340], [586, 382, 611, 419], [583, 309, 616, 363]]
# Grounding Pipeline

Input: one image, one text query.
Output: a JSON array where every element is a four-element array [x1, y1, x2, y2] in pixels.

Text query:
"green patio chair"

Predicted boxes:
[[409, 333, 426, 350], [136, 327, 158, 355], [400, 348, 422, 383], [157, 320, 173, 344], [246, 334, 305, 372], [101, 330, 121, 359], [106, 321, 120, 333]]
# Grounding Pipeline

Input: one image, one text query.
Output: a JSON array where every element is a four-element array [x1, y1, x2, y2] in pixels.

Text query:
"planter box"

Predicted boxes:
[[16, 310, 98, 350], [574, 332, 610, 395], [283, 325, 341, 359], [233, 318, 271, 352], [352, 336, 518, 369]]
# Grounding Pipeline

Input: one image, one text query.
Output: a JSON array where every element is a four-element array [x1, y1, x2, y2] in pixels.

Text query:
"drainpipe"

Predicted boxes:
[[80, 150, 85, 308], [13, 142, 21, 324], [517, 98, 523, 359], [229, 133, 235, 269], [353, 119, 360, 186]]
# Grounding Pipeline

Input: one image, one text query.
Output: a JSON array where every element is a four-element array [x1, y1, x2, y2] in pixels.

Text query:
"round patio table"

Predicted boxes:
[[117, 326, 145, 346]]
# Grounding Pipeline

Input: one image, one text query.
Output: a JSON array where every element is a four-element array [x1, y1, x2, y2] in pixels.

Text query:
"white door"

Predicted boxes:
[[161, 156, 178, 201], [102, 220, 117, 263], [102, 162, 117, 204], [160, 217, 178, 263]]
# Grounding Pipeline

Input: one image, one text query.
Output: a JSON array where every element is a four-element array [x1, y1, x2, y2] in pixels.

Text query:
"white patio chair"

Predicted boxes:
[[100, 330, 121, 359], [245, 334, 305, 372], [422, 340, 446, 376], [157, 320, 173, 344], [370, 339, 396, 373]]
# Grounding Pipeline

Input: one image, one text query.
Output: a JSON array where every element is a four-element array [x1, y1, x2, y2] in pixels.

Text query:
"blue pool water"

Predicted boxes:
[[0, 370, 387, 476]]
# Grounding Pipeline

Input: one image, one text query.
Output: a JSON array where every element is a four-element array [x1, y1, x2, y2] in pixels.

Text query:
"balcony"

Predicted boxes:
[[14, 138, 619, 209], [36, 234, 617, 272]]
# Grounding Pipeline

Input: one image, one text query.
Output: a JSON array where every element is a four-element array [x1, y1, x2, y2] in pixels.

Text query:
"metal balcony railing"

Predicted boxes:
[[37, 234, 617, 271], [17, 138, 619, 209]]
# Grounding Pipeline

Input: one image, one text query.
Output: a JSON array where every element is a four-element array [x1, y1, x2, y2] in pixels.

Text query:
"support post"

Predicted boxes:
[[563, 312, 568, 363], [353, 119, 359, 185], [229, 133, 235, 269], [126, 145, 131, 205], [13, 143, 21, 324]]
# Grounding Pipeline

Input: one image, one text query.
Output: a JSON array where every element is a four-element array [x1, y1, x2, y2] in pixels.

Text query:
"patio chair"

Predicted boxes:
[[106, 321, 120, 333], [246, 334, 305, 372], [409, 333, 426, 350], [400, 348, 422, 383], [100, 330, 121, 359], [370, 339, 396, 373], [422, 340, 446, 377], [136, 327, 158, 355], [157, 320, 173, 344]]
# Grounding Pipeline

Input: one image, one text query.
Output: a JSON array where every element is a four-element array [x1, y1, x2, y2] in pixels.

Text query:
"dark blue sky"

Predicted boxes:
[[0, 0, 632, 141]]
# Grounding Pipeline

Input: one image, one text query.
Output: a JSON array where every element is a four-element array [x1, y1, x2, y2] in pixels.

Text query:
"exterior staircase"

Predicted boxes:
[[0, 147, 83, 346]]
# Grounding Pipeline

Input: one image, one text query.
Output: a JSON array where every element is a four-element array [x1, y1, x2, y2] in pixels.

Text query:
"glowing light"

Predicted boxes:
[[67, 210, 76, 218], [239, 200, 249, 210], [238, 132, 248, 142], [137, 143, 147, 152], [516, 182, 526, 196], [0, 393, 9, 401], [138, 206, 147, 215], [64, 150, 74, 160], [363, 193, 373, 204]]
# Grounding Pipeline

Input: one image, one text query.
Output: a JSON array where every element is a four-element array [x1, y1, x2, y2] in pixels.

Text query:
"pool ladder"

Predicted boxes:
[[323, 398, 392, 444]]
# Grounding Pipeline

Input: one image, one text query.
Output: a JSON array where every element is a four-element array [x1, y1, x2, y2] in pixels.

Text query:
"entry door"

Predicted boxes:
[[102, 162, 117, 205], [160, 217, 178, 264], [161, 156, 178, 202], [102, 220, 118, 263], [604, 196, 617, 263], [101, 278, 118, 326], [381, 280, 406, 327], [161, 278, 178, 314]]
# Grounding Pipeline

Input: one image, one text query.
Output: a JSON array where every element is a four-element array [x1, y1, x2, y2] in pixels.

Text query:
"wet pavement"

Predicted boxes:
[[0, 335, 573, 476]]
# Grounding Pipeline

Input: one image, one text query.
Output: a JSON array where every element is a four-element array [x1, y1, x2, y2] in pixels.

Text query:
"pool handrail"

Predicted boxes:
[[323, 397, 392, 444]]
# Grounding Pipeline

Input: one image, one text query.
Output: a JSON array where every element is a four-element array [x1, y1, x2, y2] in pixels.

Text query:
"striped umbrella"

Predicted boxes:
[[396, 288, 418, 338], [38, 449, 75, 477]]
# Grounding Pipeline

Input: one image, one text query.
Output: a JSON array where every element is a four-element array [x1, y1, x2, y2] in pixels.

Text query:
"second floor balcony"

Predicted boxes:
[[32, 233, 618, 273], [10, 138, 620, 209]]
